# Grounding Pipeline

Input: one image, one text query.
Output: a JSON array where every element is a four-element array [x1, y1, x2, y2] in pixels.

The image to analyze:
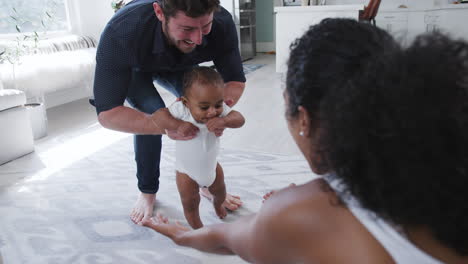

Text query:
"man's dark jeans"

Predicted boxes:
[[125, 70, 185, 194]]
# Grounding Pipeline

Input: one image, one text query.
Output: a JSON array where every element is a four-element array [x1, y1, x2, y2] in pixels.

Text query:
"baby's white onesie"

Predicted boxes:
[[168, 101, 231, 187]]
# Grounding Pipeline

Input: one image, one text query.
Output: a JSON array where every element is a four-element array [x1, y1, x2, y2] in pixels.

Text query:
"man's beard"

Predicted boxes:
[[163, 21, 196, 54]]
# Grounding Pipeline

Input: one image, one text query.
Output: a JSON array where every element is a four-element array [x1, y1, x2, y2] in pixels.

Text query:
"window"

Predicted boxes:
[[0, 0, 70, 35]]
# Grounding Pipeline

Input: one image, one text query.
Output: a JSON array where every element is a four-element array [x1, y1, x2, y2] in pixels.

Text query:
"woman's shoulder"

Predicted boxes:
[[260, 179, 344, 235], [254, 178, 394, 263]]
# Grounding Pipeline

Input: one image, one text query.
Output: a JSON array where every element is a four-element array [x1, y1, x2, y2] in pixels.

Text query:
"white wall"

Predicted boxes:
[[68, 0, 114, 42]]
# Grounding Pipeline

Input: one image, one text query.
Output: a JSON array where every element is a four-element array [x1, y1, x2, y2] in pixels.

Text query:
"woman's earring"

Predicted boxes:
[[299, 131, 304, 136]]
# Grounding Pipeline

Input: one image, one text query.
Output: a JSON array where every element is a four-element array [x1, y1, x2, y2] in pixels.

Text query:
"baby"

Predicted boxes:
[[152, 66, 245, 229]]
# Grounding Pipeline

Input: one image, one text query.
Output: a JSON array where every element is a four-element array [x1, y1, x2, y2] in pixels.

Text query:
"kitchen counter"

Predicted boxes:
[[432, 3, 468, 9], [274, 4, 364, 13], [377, 3, 468, 12]]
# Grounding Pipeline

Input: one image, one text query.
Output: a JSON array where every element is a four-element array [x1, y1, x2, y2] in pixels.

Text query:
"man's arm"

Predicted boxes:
[[98, 106, 162, 135], [151, 108, 198, 137], [222, 110, 245, 128], [224, 81, 245, 107], [98, 107, 198, 137]]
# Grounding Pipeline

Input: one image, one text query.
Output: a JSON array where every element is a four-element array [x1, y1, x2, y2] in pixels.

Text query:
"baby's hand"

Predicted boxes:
[[177, 121, 199, 137], [206, 117, 226, 133]]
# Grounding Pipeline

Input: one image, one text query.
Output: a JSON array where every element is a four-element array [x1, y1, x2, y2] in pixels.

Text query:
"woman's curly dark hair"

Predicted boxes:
[[286, 18, 468, 255]]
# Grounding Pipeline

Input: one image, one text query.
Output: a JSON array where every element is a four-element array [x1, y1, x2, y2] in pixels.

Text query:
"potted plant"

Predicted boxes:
[[0, 6, 54, 140], [0, 6, 52, 90], [111, 0, 127, 13]]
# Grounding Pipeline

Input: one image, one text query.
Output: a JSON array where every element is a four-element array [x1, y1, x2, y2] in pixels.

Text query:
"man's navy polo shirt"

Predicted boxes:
[[93, 0, 246, 114]]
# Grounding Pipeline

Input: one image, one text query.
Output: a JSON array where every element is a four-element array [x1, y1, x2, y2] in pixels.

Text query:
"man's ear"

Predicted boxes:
[[153, 2, 165, 22], [298, 106, 313, 137]]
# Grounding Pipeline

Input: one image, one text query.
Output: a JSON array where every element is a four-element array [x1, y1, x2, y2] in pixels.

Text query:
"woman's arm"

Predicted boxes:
[[141, 187, 310, 264], [141, 213, 255, 257]]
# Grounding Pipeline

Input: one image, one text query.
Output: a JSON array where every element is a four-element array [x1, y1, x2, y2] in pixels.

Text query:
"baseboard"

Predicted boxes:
[[256, 42, 275, 52]]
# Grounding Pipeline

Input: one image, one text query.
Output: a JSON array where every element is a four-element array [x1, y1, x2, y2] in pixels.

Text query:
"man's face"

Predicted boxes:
[[155, 4, 214, 54]]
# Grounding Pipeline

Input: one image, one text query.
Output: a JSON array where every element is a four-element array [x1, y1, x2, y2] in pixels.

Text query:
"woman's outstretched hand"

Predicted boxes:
[[140, 213, 190, 242]]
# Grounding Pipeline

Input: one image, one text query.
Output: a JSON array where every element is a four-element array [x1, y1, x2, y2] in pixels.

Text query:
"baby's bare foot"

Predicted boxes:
[[131, 193, 156, 224], [200, 188, 242, 211], [214, 202, 227, 219]]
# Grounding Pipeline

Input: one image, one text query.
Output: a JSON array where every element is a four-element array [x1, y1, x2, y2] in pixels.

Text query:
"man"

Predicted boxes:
[[93, 0, 245, 224]]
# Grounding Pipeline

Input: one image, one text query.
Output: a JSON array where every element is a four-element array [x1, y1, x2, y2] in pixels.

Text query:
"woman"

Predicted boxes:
[[142, 18, 468, 263]]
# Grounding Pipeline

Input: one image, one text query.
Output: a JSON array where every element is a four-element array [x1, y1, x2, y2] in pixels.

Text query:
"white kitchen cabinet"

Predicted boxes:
[[274, 4, 468, 73], [406, 10, 426, 45], [376, 5, 468, 45], [424, 10, 443, 33], [375, 11, 409, 46], [274, 5, 362, 73], [430, 7, 468, 41]]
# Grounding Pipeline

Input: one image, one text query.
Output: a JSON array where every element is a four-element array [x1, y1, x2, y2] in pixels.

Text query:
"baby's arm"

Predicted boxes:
[[151, 108, 198, 137], [206, 110, 245, 133]]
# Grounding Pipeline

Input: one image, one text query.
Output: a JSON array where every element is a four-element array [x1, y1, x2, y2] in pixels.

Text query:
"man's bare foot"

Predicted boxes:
[[131, 192, 156, 224], [200, 187, 242, 211], [262, 183, 296, 203]]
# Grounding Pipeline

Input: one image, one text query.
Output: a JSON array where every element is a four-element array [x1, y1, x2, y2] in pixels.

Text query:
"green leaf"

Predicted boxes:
[[46, 11, 52, 18], [41, 20, 45, 27], [15, 25, 21, 33], [10, 16, 18, 21]]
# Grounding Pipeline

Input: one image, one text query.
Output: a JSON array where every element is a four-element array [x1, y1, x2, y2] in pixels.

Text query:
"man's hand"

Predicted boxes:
[[206, 117, 226, 137], [167, 121, 198, 140], [213, 128, 224, 137]]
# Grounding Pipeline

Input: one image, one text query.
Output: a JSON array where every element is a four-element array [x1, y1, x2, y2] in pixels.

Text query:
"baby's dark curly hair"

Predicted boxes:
[[286, 18, 468, 255], [182, 66, 224, 96]]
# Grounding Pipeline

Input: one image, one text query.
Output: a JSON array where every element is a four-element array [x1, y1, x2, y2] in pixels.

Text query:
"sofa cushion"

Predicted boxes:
[[0, 89, 26, 112], [32, 35, 97, 55], [0, 34, 97, 56], [0, 34, 97, 99], [8, 48, 97, 95]]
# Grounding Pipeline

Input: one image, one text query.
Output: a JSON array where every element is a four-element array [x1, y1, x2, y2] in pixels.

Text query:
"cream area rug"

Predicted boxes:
[[0, 129, 312, 264]]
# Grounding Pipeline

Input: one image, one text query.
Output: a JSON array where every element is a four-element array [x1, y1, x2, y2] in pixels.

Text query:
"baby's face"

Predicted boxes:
[[183, 82, 224, 124]]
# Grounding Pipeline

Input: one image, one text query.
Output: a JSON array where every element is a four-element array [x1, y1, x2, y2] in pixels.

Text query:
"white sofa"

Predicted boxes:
[[0, 88, 34, 165], [0, 35, 97, 164], [0, 34, 97, 108]]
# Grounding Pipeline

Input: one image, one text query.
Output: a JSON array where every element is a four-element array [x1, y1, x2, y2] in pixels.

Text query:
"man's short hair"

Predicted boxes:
[[159, 0, 220, 18]]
